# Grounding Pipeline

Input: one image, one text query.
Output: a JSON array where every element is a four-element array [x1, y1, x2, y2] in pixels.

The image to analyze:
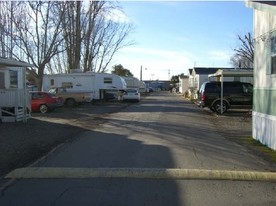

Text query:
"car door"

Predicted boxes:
[[226, 82, 252, 105], [224, 82, 243, 104], [241, 83, 253, 105]]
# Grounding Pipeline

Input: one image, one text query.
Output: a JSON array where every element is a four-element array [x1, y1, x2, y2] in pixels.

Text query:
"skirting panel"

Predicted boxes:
[[253, 111, 276, 150]]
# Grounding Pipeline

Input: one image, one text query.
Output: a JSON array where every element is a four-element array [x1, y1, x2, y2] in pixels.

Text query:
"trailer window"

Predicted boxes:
[[61, 82, 73, 88], [271, 33, 276, 74], [9, 70, 18, 88], [0, 72, 4, 89], [50, 79, 54, 86], [104, 77, 112, 84]]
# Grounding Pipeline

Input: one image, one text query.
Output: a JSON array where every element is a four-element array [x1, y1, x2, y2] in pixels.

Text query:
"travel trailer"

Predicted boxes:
[[42, 72, 127, 102], [122, 76, 146, 93]]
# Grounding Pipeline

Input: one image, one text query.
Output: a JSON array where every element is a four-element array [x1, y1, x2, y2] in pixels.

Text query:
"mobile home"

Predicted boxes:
[[246, 1, 276, 150], [0, 58, 32, 122]]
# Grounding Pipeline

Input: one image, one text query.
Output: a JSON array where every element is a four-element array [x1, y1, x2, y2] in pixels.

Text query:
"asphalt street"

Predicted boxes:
[[1, 92, 276, 206]]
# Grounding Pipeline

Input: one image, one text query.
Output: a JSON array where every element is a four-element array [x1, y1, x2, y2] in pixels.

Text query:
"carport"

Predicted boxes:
[[208, 69, 253, 114]]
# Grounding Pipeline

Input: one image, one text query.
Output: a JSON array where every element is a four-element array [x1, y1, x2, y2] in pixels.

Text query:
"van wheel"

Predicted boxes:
[[39, 104, 49, 113], [66, 98, 76, 107], [214, 101, 228, 114], [210, 107, 215, 112]]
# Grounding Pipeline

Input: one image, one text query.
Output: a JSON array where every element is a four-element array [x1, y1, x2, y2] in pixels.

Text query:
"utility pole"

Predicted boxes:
[[168, 69, 170, 80], [140, 65, 142, 81]]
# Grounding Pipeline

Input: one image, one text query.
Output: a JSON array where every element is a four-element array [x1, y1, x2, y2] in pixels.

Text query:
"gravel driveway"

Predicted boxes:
[[0, 94, 275, 178]]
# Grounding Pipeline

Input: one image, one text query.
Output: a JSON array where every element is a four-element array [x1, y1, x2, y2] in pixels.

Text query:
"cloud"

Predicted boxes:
[[208, 50, 232, 61], [113, 47, 194, 79]]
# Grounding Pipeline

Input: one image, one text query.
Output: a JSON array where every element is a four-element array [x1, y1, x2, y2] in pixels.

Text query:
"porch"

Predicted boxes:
[[0, 89, 31, 122]]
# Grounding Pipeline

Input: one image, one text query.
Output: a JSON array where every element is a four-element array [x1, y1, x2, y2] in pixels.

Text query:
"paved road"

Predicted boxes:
[[1, 92, 276, 206]]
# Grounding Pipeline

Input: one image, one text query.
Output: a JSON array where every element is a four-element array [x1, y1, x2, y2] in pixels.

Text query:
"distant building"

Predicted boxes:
[[144, 80, 171, 91], [178, 75, 189, 94]]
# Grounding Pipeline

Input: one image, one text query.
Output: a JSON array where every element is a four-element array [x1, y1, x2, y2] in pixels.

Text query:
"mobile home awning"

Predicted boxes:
[[208, 69, 253, 78]]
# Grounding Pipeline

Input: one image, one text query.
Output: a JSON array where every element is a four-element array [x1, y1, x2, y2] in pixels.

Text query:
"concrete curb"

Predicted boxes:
[[5, 167, 276, 182]]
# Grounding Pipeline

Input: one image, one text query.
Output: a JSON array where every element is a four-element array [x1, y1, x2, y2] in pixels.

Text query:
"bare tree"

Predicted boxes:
[[93, 18, 134, 73], [86, 2, 134, 73], [0, 1, 17, 58], [230, 53, 252, 68], [1, 0, 134, 84], [10, 1, 65, 89], [231, 32, 254, 68], [61, 1, 134, 73], [60, 1, 83, 73], [82, 1, 105, 72], [0, 1, 8, 57]]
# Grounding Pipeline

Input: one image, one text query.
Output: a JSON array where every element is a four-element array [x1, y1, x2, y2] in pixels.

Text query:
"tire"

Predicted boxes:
[[213, 101, 228, 114], [39, 104, 48, 113], [66, 98, 76, 107]]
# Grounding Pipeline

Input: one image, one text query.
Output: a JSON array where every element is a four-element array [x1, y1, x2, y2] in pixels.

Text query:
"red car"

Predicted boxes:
[[30, 91, 64, 113]]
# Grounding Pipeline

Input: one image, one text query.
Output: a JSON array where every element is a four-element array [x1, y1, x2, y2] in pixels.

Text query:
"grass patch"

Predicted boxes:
[[242, 137, 276, 162]]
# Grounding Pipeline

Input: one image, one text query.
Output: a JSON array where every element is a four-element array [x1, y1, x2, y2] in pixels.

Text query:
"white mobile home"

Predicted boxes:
[[246, 1, 276, 150], [188, 67, 223, 99], [0, 58, 33, 122], [178, 75, 189, 94], [42, 72, 127, 100]]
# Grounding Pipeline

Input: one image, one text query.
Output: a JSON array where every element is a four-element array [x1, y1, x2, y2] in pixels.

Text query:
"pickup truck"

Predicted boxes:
[[48, 87, 93, 107]]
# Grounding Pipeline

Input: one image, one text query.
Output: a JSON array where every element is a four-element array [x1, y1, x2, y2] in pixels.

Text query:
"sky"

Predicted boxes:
[[110, 1, 253, 81]]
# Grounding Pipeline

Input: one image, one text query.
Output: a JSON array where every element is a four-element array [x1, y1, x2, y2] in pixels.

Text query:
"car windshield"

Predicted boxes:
[[126, 89, 138, 93], [48, 88, 57, 94], [47, 92, 57, 97]]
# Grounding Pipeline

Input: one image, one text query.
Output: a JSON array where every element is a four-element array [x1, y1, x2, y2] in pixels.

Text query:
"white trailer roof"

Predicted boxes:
[[0, 57, 33, 67]]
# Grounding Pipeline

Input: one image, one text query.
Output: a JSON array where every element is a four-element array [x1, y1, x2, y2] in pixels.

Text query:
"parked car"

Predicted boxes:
[[30, 91, 64, 113], [197, 81, 253, 114], [122, 88, 140, 102]]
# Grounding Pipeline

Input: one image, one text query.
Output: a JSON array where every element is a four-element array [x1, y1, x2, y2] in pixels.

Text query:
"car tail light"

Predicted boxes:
[[201, 92, 206, 101]]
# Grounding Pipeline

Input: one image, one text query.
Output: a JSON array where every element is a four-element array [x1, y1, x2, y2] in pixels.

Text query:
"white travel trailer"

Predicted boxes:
[[122, 76, 146, 93], [42, 72, 127, 100]]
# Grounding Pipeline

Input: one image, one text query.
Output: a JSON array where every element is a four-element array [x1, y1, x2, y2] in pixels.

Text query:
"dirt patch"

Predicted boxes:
[[202, 107, 276, 167], [0, 103, 128, 177]]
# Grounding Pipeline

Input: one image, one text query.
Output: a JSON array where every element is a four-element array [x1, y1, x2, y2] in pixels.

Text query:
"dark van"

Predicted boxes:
[[198, 81, 253, 114]]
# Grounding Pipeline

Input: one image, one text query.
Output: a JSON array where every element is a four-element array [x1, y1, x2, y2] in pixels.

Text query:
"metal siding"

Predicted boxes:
[[0, 89, 24, 107], [254, 88, 276, 116], [253, 111, 276, 150]]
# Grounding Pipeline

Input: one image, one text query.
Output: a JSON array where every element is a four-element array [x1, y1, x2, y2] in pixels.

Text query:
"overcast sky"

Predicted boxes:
[[111, 1, 253, 80]]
